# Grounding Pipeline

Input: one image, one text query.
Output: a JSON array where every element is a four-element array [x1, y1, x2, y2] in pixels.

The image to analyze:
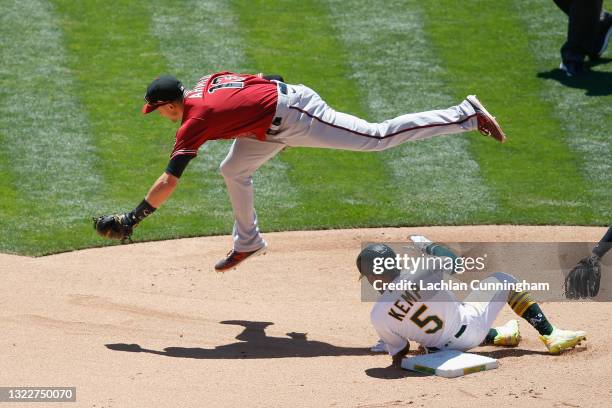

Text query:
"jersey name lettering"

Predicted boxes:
[[387, 288, 421, 321], [186, 75, 211, 99]]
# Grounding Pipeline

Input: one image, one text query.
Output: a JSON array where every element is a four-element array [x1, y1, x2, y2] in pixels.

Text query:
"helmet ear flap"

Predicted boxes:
[[356, 243, 399, 278]]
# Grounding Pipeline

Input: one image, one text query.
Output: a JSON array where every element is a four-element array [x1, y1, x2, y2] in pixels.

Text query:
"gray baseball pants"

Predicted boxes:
[[220, 83, 478, 252]]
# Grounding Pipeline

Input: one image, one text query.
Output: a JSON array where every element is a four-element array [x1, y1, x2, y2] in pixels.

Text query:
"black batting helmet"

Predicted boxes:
[[356, 243, 400, 278]]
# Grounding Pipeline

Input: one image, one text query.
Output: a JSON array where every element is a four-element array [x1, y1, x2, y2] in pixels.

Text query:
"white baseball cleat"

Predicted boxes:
[[370, 338, 387, 353], [492, 319, 521, 347], [409, 234, 433, 252], [540, 327, 587, 354]]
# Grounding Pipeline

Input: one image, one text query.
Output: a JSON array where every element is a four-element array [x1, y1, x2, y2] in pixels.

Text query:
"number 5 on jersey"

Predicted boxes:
[[410, 305, 443, 334]]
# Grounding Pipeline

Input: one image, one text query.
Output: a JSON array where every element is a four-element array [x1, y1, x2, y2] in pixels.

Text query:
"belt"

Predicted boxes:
[[455, 324, 467, 338], [277, 81, 288, 95], [426, 324, 467, 353], [267, 81, 288, 136]]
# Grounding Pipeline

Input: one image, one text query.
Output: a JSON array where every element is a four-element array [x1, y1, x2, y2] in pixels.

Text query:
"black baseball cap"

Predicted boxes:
[[142, 75, 185, 114]]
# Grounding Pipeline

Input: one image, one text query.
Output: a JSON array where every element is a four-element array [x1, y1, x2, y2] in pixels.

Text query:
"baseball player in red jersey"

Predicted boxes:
[[94, 72, 506, 271]]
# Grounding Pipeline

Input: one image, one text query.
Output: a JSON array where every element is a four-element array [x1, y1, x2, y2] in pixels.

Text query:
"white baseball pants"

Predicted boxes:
[[220, 84, 478, 251], [450, 272, 517, 351]]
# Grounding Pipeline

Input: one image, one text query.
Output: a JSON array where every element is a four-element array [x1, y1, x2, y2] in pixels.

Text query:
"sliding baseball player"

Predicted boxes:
[[358, 238, 587, 367]]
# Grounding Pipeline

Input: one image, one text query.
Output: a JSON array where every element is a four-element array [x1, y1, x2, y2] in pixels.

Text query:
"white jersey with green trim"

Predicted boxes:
[[370, 271, 462, 356]]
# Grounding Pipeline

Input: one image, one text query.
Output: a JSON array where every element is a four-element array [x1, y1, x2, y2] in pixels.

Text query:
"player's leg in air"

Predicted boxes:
[[268, 85, 506, 154]]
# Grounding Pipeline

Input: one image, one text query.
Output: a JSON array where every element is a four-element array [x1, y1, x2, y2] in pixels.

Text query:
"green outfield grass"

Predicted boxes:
[[0, 0, 610, 255]]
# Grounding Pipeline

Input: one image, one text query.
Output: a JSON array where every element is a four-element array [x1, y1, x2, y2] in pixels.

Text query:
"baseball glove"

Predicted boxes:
[[93, 213, 135, 242], [564, 254, 601, 299]]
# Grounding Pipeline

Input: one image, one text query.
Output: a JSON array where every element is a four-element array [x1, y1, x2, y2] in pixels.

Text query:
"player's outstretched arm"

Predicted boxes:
[[593, 225, 612, 259], [145, 171, 179, 208], [410, 235, 460, 275]]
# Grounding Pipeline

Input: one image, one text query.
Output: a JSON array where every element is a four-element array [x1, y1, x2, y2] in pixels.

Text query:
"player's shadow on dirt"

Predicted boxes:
[[478, 348, 551, 359], [365, 365, 430, 379], [537, 59, 612, 96], [365, 348, 551, 379], [106, 320, 371, 359]]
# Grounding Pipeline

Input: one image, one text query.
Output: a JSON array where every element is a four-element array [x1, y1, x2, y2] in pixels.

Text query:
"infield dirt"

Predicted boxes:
[[1, 226, 610, 407]]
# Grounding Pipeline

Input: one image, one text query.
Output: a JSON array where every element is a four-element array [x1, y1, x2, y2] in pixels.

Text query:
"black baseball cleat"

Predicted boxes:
[[466, 95, 506, 143], [214, 244, 268, 272], [559, 60, 585, 77], [589, 12, 612, 60]]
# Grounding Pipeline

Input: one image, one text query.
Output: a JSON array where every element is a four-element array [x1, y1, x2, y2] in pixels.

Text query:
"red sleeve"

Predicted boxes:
[[170, 119, 207, 159]]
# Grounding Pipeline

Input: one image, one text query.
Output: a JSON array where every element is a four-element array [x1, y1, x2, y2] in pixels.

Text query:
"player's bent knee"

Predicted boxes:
[[219, 159, 242, 179], [220, 157, 261, 180]]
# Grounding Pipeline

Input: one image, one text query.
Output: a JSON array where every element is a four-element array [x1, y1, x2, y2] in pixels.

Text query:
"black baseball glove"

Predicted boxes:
[[564, 254, 601, 299], [93, 213, 136, 242]]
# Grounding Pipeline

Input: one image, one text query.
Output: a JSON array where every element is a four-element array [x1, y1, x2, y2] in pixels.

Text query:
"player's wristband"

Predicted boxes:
[[166, 155, 194, 178], [424, 243, 458, 260], [128, 199, 156, 224], [424, 243, 460, 271]]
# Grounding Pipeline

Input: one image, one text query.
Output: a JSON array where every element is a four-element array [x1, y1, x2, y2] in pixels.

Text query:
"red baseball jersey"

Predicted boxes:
[[171, 72, 278, 159]]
